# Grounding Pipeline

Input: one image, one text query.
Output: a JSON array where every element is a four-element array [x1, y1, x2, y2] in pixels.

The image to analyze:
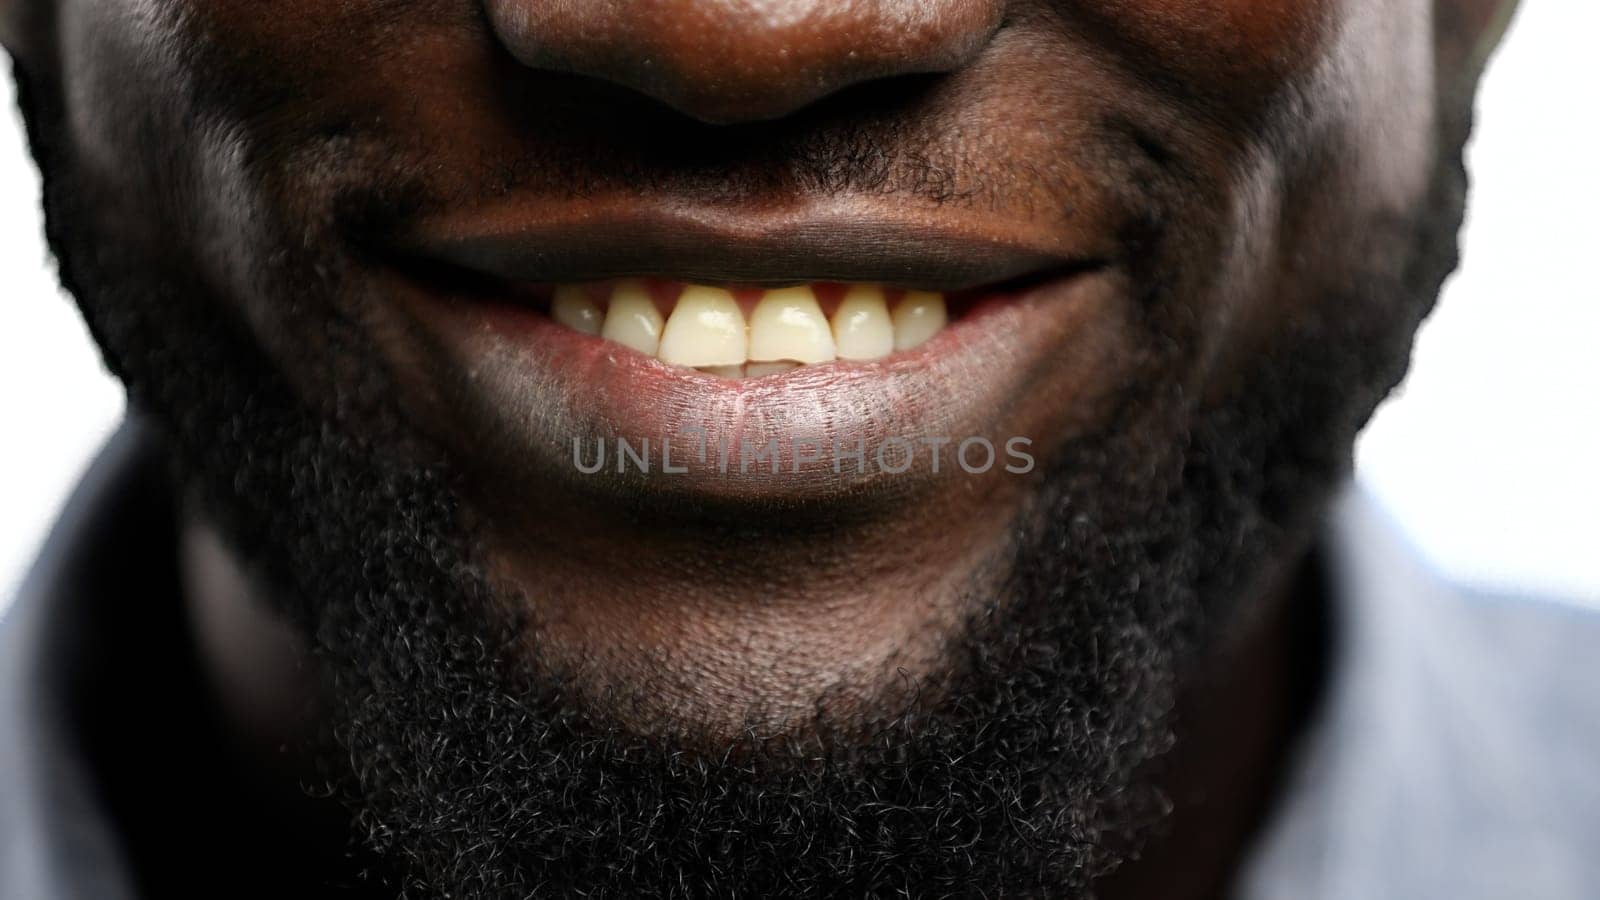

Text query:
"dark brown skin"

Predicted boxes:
[[1, 0, 1516, 895]]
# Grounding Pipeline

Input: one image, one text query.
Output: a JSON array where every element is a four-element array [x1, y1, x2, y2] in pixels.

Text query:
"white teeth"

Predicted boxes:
[[600, 280, 664, 356], [657, 285, 748, 367], [745, 361, 799, 378], [891, 290, 948, 351], [831, 284, 894, 360], [697, 362, 798, 379], [748, 286, 836, 364], [551, 286, 603, 336], [550, 282, 948, 371]]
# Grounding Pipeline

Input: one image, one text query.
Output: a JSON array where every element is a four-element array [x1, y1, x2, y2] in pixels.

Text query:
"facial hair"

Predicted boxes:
[[12, 55, 1472, 897]]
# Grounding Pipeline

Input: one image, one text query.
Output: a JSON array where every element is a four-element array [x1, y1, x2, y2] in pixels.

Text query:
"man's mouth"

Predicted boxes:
[[517, 280, 950, 379], [374, 198, 1130, 506]]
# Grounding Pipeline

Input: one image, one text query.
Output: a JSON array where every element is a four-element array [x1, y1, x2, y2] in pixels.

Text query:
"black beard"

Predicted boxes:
[[13, 54, 1471, 897]]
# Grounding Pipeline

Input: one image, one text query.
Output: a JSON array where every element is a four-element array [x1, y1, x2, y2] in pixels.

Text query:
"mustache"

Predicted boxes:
[[326, 129, 989, 231], [280, 99, 1092, 248], [260, 94, 1187, 310]]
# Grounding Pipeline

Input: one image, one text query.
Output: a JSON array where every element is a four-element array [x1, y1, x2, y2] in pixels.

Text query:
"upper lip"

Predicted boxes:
[[390, 196, 1109, 291]]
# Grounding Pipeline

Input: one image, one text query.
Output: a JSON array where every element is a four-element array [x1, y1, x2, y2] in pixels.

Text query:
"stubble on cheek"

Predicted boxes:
[[1066, 0, 1336, 102]]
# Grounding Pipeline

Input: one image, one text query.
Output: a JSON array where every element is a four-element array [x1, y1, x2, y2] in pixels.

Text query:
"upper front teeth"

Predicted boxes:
[[832, 285, 895, 360], [550, 281, 948, 376], [658, 285, 748, 367], [601, 280, 664, 356], [748, 286, 836, 364]]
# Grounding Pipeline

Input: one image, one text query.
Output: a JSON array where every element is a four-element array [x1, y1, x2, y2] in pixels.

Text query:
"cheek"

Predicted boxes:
[[1072, 0, 1338, 98]]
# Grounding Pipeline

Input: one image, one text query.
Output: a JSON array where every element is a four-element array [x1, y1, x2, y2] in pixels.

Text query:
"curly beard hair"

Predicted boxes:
[[10, 49, 1473, 896]]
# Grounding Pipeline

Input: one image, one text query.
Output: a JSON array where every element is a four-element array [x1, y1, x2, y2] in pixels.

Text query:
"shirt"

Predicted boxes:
[[4, 419, 1598, 899]]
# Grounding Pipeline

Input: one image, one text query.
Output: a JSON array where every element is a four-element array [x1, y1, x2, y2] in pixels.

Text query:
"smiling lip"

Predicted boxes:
[[380, 198, 1117, 507], [392, 197, 1107, 290]]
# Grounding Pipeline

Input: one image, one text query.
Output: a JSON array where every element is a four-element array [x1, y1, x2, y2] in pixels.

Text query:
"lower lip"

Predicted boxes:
[[384, 265, 1112, 505]]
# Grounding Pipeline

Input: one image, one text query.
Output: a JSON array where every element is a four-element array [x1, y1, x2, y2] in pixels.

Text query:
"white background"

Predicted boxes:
[[1, 2, 1596, 607]]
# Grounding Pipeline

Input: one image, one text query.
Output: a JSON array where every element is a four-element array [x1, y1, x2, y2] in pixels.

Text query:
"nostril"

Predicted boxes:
[[482, 0, 1004, 124]]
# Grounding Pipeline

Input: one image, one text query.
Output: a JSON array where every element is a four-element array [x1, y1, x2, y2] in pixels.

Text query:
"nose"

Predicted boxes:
[[482, 0, 1005, 124]]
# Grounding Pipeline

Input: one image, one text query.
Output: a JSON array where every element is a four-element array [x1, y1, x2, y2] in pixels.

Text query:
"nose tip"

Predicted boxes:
[[483, 0, 1005, 124]]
